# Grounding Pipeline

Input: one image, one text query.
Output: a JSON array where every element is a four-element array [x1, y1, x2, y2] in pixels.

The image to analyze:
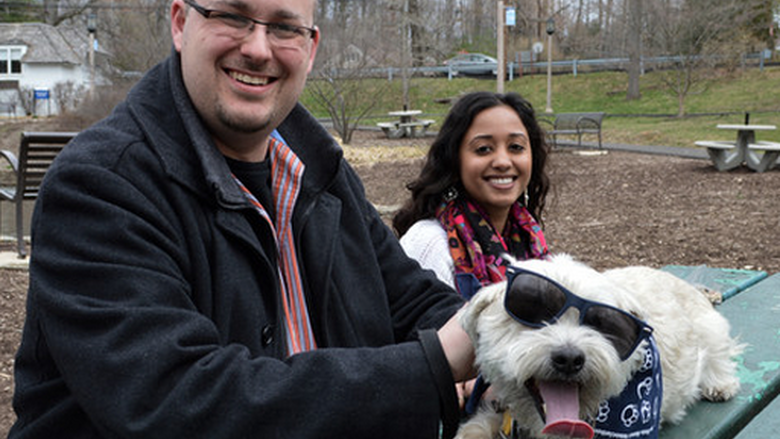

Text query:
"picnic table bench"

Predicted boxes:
[[541, 112, 605, 149], [0, 131, 77, 258], [657, 265, 780, 438]]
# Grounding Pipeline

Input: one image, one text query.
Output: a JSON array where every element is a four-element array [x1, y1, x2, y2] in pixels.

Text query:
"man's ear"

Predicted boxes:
[[170, 0, 187, 52]]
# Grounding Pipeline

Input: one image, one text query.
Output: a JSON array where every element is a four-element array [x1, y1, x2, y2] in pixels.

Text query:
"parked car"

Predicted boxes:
[[443, 53, 498, 77]]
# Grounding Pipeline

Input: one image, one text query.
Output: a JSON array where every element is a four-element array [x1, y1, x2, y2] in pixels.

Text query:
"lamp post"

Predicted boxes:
[[497, 1, 505, 93], [87, 12, 97, 92], [545, 17, 554, 114]]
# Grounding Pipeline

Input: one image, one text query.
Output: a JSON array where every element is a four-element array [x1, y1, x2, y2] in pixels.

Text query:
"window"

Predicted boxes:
[[0, 47, 24, 75]]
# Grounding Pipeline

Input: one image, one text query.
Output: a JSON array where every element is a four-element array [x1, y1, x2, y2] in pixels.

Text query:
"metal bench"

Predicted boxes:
[[543, 112, 605, 148], [1, 131, 77, 258]]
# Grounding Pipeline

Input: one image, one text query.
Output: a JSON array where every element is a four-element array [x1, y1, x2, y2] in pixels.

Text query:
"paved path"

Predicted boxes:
[[557, 140, 709, 159]]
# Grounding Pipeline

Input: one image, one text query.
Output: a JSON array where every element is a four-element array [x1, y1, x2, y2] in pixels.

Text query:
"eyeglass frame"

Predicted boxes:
[[503, 266, 653, 361], [183, 0, 318, 43]]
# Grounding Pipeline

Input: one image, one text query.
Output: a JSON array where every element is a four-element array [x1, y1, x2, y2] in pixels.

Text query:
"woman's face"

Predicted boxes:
[[458, 105, 533, 230]]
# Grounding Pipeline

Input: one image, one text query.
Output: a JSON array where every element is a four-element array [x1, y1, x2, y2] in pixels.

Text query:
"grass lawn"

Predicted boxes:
[[302, 64, 780, 149]]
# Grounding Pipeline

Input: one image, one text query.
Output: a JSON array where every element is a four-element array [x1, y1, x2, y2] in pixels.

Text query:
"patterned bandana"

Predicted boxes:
[[436, 197, 548, 287], [593, 334, 662, 439]]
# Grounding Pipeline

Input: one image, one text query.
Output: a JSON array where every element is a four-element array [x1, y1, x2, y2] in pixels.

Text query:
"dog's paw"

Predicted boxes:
[[455, 409, 503, 439], [701, 378, 740, 402]]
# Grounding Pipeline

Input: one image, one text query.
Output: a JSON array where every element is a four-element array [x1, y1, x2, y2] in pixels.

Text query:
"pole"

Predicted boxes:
[[87, 12, 97, 96], [497, 1, 505, 93], [89, 32, 95, 92], [545, 31, 552, 114]]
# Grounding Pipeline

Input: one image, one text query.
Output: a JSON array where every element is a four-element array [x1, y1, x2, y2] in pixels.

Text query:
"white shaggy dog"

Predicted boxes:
[[456, 254, 743, 439]]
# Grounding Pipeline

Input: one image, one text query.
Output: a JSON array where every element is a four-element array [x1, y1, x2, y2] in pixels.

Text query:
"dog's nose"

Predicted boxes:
[[551, 347, 586, 375]]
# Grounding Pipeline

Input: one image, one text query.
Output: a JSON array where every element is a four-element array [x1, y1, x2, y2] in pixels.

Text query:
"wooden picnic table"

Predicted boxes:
[[657, 265, 780, 438]]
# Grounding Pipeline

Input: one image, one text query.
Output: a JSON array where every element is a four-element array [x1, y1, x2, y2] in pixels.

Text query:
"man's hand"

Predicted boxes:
[[437, 307, 476, 382]]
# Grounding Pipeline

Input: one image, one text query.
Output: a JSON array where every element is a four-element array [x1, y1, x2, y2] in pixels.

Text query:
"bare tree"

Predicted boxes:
[[310, 1, 395, 144], [41, 0, 100, 26], [307, 71, 392, 144], [626, 0, 642, 100], [102, 0, 171, 73], [644, 0, 763, 117]]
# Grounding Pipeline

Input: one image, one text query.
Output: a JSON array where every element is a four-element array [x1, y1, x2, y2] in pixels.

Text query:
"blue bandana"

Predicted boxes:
[[592, 335, 662, 439]]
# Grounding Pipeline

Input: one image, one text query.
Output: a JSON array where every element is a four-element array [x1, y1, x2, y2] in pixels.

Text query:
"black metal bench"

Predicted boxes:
[[1, 131, 77, 258], [542, 112, 605, 148]]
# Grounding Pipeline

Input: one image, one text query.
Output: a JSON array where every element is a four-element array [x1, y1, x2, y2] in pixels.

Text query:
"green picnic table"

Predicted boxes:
[[658, 266, 780, 439]]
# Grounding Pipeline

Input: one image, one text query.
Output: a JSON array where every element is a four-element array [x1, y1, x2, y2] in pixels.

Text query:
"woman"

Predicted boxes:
[[393, 91, 551, 294]]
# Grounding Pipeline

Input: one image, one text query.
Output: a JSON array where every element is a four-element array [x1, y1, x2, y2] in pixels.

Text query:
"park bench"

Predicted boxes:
[[0, 131, 77, 258], [657, 265, 780, 438], [542, 112, 605, 149]]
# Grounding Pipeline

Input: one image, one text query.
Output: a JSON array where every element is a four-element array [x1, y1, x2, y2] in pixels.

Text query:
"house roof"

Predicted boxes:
[[0, 22, 86, 65]]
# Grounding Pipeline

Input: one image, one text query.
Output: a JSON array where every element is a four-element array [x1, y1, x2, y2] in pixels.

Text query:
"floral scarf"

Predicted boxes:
[[436, 197, 548, 287]]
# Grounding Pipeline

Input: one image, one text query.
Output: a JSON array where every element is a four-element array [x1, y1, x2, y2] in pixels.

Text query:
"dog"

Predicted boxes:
[[456, 254, 743, 439]]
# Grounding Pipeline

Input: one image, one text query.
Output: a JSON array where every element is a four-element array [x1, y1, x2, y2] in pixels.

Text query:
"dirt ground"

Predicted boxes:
[[1, 128, 779, 435]]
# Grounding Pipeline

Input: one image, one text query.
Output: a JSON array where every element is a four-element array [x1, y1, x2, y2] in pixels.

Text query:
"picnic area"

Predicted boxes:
[[2, 124, 780, 436]]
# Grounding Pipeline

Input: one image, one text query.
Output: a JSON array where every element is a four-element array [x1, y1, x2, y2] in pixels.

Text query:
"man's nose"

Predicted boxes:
[[239, 25, 274, 60]]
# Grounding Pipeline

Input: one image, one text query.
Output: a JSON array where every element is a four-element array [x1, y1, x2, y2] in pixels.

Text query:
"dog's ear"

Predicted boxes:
[[458, 281, 505, 339]]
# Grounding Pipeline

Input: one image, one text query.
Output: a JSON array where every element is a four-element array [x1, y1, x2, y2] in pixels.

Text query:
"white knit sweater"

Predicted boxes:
[[399, 219, 456, 288]]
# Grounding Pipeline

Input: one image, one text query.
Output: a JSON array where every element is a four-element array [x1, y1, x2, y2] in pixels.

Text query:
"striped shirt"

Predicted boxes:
[[232, 132, 316, 355]]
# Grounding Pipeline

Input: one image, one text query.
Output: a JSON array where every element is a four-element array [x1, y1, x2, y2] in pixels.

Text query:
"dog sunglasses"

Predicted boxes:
[[504, 266, 653, 361]]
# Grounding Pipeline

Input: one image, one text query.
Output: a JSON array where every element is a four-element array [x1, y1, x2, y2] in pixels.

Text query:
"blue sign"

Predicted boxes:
[[34, 89, 49, 100], [506, 7, 516, 26]]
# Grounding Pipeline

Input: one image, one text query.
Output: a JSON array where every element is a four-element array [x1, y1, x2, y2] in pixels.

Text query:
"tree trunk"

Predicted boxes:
[[626, 0, 642, 100]]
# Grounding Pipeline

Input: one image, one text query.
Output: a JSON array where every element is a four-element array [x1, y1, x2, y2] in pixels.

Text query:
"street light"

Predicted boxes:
[[87, 12, 97, 92], [545, 17, 555, 114]]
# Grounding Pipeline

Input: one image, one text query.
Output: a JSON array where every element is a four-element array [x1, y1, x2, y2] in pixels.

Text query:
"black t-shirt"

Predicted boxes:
[[226, 156, 278, 269], [226, 156, 276, 223]]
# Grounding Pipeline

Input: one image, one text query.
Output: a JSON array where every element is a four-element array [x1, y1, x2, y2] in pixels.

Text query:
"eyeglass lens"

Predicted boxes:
[[505, 272, 643, 359], [187, 0, 313, 48]]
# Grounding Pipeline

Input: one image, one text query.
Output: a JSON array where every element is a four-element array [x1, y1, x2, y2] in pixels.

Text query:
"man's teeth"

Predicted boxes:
[[230, 71, 269, 85]]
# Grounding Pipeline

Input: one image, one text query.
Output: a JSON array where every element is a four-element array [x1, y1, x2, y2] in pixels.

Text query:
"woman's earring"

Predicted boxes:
[[523, 191, 529, 206], [443, 186, 459, 202]]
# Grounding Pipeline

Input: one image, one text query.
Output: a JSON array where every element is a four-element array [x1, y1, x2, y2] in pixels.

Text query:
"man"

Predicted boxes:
[[9, 0, 474, 437]]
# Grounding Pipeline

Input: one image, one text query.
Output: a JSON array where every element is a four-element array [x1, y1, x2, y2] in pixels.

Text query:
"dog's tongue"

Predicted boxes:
[[538, 381, 594, 439]]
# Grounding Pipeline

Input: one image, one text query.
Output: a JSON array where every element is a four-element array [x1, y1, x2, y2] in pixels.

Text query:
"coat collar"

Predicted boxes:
[[125, 50, 343, 209]]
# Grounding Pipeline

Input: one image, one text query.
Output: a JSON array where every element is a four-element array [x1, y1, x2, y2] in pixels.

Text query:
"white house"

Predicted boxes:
[[0, 22, 108, 117]]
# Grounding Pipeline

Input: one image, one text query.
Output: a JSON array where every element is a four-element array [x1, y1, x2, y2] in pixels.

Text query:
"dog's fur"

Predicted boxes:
[[456, 254, 743, 439]]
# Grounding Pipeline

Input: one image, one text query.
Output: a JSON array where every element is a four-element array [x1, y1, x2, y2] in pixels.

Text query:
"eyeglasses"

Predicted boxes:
[[503, 266, 653, 361], [184, 0, 317, 48]]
